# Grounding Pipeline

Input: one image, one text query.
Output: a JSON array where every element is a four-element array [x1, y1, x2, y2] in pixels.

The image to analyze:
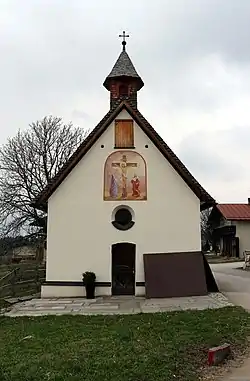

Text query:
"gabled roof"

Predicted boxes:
[[32, 99, 215, 212], [103, 50, 144, 90], [216, 204, 250, 221]]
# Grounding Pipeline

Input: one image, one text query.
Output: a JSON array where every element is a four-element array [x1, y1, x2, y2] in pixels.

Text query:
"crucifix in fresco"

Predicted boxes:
[[112, 154, 137, 198], [104, 151, 147, 201]]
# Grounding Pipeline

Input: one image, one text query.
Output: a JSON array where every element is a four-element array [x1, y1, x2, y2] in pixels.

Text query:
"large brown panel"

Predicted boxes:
[[115, 120, 134, 148], [143, 251, 208, 298]]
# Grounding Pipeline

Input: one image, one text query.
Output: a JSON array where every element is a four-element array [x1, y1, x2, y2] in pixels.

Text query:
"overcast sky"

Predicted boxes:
[[1, 0, 250, 203]]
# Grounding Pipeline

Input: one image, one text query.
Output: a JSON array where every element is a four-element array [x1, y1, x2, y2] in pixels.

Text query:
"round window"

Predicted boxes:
[[112, 207, 134, 231], [115, 208, 132, 226]]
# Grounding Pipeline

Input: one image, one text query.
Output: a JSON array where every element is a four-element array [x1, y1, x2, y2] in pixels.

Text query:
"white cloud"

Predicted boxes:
[[0, 0, 250, 202]]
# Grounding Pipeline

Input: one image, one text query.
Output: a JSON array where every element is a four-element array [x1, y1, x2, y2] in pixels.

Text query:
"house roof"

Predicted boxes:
[[216, 204, 250, 221], [103, 49, 144, 91], [32, 99, 215, 212]]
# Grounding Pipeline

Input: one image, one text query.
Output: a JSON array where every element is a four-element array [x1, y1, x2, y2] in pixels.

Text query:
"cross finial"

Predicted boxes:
[[119, 31, 129, 51]]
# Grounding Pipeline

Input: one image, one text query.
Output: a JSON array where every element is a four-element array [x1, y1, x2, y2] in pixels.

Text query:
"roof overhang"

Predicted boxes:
[[103, 75, 144, 91]]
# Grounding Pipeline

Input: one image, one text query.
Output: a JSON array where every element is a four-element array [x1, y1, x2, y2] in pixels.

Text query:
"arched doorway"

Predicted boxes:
[[111, 243, 136, 295]]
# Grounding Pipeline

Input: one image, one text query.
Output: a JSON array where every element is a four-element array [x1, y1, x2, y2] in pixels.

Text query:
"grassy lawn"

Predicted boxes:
[[205, 253, 243, 264], [0, 299, 11, 309], [0, 307, 250, 381]]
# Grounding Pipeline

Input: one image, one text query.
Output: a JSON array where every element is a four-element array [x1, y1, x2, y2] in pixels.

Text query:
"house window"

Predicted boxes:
[[119, 84, 128, 96], [115, 120, 134, 148]]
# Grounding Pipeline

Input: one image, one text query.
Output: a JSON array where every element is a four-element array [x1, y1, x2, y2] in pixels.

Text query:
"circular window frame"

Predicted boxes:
[[111, 205, 135, 231]]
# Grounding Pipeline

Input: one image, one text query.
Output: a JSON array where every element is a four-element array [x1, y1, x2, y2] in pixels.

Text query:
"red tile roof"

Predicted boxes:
[[217, 204, 250, 221]]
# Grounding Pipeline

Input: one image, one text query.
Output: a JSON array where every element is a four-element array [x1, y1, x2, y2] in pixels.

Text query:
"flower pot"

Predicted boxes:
[[85, 283, 95, 299]]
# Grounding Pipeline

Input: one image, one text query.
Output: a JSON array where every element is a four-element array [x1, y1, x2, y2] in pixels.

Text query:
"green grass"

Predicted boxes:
[[0, 307, 250, 381], [205, 253, 243, 264], [0, 299, 10, 309]]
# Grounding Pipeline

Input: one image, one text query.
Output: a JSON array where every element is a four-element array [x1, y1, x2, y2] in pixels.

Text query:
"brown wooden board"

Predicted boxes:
[[143, 251, 208, 298], [114, 119, 134, 148]]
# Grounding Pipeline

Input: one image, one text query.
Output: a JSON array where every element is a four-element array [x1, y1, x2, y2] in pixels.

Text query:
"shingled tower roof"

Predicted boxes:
[[103, 32, 144, 91]]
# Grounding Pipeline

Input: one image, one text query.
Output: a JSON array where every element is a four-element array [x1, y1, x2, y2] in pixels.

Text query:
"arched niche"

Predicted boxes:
[[103, 150, 147, 201]]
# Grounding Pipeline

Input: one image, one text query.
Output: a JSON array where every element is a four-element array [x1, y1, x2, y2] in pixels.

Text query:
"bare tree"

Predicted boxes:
[[0, 116, 88, 237], [201, 208, 213, 250]]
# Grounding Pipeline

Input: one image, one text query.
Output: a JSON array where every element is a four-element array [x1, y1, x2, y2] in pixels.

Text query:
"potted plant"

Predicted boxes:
[[82, 271, 96, 299]]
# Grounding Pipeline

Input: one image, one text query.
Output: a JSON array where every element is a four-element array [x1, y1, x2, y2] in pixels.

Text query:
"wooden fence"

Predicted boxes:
[[0, 264, 46, 302]]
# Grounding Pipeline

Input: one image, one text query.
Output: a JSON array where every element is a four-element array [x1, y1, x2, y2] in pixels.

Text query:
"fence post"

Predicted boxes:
[[36, 264, 40, 293], [10, 269, 17, 298]]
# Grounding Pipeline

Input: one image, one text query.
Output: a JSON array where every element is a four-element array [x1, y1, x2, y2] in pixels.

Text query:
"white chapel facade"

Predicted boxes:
[[34, 35, 215, 298]]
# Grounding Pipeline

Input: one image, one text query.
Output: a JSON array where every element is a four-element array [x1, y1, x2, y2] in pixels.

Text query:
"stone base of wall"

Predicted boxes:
[[41, 282, 146, 298]]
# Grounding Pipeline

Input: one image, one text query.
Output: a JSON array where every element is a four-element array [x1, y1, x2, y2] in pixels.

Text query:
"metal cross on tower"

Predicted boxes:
[[119, 31, 129, 50]]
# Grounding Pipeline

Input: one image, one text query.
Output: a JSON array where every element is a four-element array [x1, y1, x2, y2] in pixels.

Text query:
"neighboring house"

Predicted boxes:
[[33, 37, 216, 299], [209, 201, 250, 258], [12, 244, 46, 262], [12, 244, 37, 260], [0, 235, 46, 263]]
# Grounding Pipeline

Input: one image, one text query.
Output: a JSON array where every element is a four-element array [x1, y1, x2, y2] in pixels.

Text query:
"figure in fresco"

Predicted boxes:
[[131, 174, 140, 198], [121, 173, 127, 198], [109, 174, 118, 198], [111, 154, 137, 199]]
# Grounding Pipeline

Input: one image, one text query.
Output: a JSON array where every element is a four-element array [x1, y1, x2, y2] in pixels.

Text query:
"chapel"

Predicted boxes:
[[34, 33, 217, 298]]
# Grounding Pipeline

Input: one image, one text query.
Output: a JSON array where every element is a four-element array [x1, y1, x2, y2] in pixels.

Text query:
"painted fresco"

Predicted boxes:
[[104, 151, 147, 201]]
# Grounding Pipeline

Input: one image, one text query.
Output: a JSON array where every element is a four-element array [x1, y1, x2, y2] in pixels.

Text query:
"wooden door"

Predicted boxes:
[[112, 243, 135, 295]]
